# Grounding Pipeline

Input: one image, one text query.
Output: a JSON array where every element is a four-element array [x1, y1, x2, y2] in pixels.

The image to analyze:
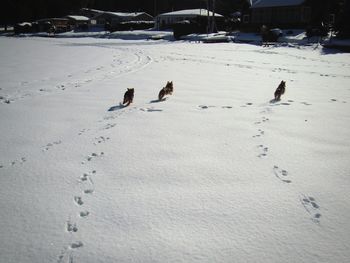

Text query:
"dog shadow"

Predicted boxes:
[[150, 98, 167, 104], [108, 103, 126, 111], [269, 98, 280, 104], [269, 98, 291, 106]]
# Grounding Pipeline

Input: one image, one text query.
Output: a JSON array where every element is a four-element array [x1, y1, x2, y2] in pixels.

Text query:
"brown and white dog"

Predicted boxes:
[[274, 81, 286, 101], [123, 88, 134, 106], [158, 81, 174, 101]]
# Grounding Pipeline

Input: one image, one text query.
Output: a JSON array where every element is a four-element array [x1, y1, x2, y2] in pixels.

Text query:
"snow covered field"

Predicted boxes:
[[0, 35, 350, 263]]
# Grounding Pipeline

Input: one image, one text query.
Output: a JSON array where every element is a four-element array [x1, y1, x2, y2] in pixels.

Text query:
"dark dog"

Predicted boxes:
[[158, 81, 174, 101], [274, 81, 286, 101], [123, 88, 134, 106]]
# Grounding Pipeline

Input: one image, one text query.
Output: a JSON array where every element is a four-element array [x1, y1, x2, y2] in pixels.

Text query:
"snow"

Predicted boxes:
[[104, 11, 149, 18], [0, 33, 350, 263], [80, 8, 105, 15], [158, 9, 223, 18], [15, 29, 174, 41], [66, 16, 90, 22]]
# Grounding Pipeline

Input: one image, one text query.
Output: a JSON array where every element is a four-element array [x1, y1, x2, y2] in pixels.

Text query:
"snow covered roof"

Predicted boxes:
[[66, 15, 90, 21], [104, 12, 149, 18], [251, 0, 305, 8], [80, 9, 153, 19], [158, 9, 223, 18], [80, 8, 104, 14], [37, 18, 69, 22], [17, 22, 32, 26]]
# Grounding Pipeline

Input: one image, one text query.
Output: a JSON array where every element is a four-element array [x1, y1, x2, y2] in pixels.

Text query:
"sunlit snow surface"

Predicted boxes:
[[1, 35, 350, 263]]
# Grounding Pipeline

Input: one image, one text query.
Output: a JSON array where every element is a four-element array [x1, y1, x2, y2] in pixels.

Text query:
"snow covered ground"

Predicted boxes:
[[1, 35, 350, 263]]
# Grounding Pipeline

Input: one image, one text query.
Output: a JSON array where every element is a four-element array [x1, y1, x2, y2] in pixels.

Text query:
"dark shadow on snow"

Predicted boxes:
[[108, 103, 125, 111], [150, 98, 167, 104], [269, 98, 280, 104]]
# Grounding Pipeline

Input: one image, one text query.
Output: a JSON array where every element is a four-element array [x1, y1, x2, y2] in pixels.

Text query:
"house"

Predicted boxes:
[[14, 22, 33, 34], [244, 0, 311, 28], [92, 11, 154, 29], [36, 18, 71, 33], [156, 9, 224, 30], [66, 15, 90, 30]]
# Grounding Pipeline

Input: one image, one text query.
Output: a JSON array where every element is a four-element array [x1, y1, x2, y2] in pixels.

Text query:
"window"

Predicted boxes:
[[243, 15, 250, 24]]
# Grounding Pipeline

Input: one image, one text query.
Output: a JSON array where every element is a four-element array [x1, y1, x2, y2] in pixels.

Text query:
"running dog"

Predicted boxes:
[[123, 88, 134, 106], [274, 81, 286, 101], [158, 81, 174, 101]]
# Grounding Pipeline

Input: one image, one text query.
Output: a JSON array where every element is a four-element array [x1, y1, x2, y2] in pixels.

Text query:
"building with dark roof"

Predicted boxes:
[[244, 0, 312, 28]]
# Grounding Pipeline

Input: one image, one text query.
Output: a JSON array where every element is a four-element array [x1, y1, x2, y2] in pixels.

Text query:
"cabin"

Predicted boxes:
[[36, 18, 70, 33], [92, 11, 154, 30], [14, 22, 33, 34], [66, 15, 90, 30], [243, 0, 311, 28], [156, 9, 224, 30]]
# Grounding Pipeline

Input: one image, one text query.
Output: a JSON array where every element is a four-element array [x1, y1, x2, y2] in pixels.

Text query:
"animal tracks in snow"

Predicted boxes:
[[300, 195, 322, 223], [257, 144, 268, 158], [70, 241, 84, 249], [198, 105, 215, 109], [74, 196, 84, 206], [260, 107, 272, 114], [80, 170, 95, 194], [81, 152, 104, 164], [254, 116, 269, 125], [66, 220, 78, 233], [8, 157, 27, 167], [198, 105, 233, 110], [84, 189, 94, 194], [56, 241, 83, 263], [54, 47, 154, 263], [240, 102, 253, 107], [139, 107, 163, 112], [330, 98, 347, 104], [0, 157, 27, 170], [79, 211, 90, 218], [78, 128, 90, 136], [249, 104, 324, 225], [102, 123, 116, 130], [252, 108, 270, 157], [60, 154, 100, 259], [273, 165, 291, 183], [81, 170, 96, 179], [253, 129, 265, 138], [93, 136, 110, 145], [42, 140, 62, 152]]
